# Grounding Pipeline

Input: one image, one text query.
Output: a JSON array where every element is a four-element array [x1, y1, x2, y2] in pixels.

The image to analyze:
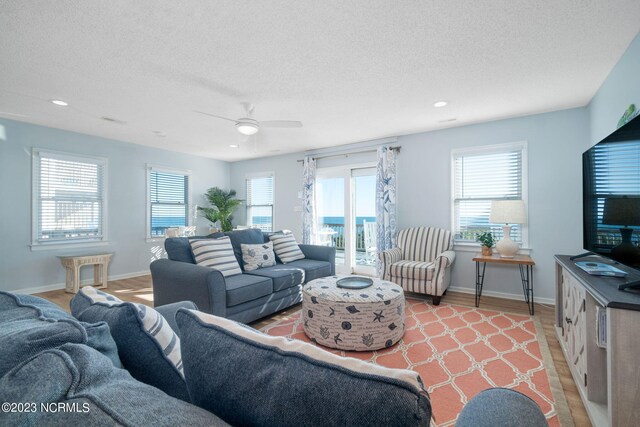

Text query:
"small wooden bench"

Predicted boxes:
[[58, 253, 113, 294]]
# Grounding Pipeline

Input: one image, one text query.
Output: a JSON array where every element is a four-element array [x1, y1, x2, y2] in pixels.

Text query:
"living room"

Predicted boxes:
[[2, 2, 640, 426]]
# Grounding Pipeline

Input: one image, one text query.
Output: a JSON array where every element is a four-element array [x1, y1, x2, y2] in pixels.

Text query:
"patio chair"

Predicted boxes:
[[379, 227, 455, 305], [363, 220, 377, 264], [317, 227, 336, 246]]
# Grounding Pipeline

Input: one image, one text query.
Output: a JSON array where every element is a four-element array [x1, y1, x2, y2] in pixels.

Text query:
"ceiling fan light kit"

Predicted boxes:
[[236, 119, 260, 136], [195, 103, 302, 140]]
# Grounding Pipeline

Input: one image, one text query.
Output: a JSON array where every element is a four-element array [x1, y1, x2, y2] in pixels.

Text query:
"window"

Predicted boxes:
[[452, 142, 528, 245], [246, 173, 274, 232], [147, 166, 190, 238], [32, 149, 107, 246]]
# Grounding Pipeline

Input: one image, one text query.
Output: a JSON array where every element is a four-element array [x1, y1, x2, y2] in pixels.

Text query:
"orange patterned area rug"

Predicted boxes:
[[260, 298, 571, 427]]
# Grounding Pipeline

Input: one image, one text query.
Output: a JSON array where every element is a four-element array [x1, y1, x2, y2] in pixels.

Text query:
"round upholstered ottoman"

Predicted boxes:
[[302, 275, 405, 351]]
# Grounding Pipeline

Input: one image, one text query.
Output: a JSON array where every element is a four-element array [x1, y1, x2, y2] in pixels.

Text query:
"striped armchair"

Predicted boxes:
[[379, 227, 456, 305]]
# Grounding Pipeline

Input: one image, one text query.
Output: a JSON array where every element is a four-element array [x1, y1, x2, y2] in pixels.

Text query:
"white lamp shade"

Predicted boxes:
[[490, 200, 527, 224]]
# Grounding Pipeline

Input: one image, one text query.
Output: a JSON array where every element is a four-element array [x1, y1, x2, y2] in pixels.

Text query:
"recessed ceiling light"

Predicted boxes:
[[438, 118, 457, 123], [152, 130, 167, 137], [229, 144, 239, 148], [51, 99, 69, 106], [433, 101, 448, 108]]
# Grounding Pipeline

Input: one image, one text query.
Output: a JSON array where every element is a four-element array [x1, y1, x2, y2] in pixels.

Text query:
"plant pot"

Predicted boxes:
[[481, 246, 493, 256]]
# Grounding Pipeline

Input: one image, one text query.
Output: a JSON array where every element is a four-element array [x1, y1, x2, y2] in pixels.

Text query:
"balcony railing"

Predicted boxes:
[[320, 222, 367, 251]]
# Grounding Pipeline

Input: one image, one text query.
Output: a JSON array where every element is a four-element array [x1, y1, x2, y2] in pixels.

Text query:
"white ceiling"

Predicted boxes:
[[1, 1, 640, 162]]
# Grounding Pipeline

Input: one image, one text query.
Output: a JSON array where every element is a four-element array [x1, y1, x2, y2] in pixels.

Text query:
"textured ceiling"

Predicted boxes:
[[1, 1, 639, 162]]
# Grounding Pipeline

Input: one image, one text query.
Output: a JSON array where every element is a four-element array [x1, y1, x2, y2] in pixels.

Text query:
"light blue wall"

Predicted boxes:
[[230, 108, 589, 302], [589, 32, 640, 144], [0, 119, 229, 293], [229, 29, 640, 304], [396, 108, 588, 301]]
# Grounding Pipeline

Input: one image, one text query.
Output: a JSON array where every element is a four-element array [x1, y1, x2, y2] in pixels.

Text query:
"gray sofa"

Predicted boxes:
[[0, 289, 547, 426], [151, 228, 335, 323]]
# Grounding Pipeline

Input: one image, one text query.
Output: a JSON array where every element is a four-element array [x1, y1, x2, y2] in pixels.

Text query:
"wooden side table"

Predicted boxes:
[[472, 253, 536, 314], [58, 253, 113, 294]]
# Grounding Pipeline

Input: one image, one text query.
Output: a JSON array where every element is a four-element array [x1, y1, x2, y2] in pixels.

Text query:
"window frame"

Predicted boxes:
[[450, 141, 529, 250], [245, 171, 275, 232], [146, 164, 192, 241], [31, 148, 109, 250]]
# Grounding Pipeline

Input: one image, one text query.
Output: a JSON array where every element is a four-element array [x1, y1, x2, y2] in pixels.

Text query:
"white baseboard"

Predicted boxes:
[[447, 285, 555, 306], [10, 270, 151, 295]]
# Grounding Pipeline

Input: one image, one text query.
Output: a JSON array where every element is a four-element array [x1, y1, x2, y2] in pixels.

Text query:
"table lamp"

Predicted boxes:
[[490, 200, 527, 258], [602, 196, 640, 266]]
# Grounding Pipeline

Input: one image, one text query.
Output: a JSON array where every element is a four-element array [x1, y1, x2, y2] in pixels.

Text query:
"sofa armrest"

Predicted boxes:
[[379, 247, 402, 280], [432, 250, 456, 296], [299, 244, 336, 275], [150, 259, 227, 317], [155, 301, 198, 337], [435, 250, 455, 267]]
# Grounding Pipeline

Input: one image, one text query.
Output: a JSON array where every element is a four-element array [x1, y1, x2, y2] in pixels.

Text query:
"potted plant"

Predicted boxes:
[[476, 231, 495, 256], [198, 187, 243, 232]]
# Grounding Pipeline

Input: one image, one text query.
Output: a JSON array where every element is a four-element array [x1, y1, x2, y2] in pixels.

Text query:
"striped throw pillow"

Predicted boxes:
[[78, 286, 183, 377], [269, 233, 305, 263], [190, 237, 242, 277]]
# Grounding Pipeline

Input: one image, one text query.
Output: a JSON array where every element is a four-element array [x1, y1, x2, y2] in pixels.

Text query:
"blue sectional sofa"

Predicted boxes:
[[150, 228, 335, 323], [0, 288, 548, 426]]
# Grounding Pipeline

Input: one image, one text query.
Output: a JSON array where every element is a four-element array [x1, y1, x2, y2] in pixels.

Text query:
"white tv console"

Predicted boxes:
[[555, 255, 640, 427]]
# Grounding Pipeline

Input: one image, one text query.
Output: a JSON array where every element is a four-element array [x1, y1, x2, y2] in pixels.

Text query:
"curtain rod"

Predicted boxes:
[[296, 146, 401, 163]]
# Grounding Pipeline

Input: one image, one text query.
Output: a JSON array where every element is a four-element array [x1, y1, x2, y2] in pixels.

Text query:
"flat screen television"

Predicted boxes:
[[582, 113, 640, 288]]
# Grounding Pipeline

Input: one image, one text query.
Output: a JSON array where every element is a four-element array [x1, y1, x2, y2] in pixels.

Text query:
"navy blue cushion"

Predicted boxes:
[[223, 228, 265, 268], [0, 291, 121, 377], [224, 274, 273, 307], [176, 309, 431, 426], [286, 259, 332, 283], [0, 343, 228, 426], [244, 264, 305, 292], [165, 237, 196, 263], [70, 289, 189, 402]]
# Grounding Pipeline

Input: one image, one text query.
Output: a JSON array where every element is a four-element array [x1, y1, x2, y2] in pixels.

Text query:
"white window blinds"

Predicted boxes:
[[453, 143, 527, 243], [33, 150, 106, 244], [148, 168, 190, 237], [246, 174, 274, 232]]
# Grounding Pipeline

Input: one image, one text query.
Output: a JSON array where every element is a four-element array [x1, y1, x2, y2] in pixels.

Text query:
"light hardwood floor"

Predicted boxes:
[[35, 276, 590, 426]]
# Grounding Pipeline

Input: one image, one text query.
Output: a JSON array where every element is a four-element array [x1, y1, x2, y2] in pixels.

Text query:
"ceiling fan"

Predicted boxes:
[[195, 103, 302, 136]]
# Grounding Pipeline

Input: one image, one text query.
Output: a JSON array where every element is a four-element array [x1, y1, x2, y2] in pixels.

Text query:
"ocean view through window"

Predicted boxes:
[[316, 167, 377, 273], [247, 172, 274, 231], [452, 142, 528, 245], [147, 166, 190, 238]]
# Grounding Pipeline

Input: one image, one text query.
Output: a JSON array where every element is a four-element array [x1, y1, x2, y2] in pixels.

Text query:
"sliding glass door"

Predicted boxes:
[[316, 165, 376, 276]]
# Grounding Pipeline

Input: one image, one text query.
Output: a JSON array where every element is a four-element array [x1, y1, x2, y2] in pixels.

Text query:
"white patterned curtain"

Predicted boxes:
[[301, 156, 316, 244], [376, 146, 397, 277]]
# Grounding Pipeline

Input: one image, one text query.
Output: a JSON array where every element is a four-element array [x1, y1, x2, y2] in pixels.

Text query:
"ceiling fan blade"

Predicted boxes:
[[194, 110, 237, 123], [260, 120, 303, 128]]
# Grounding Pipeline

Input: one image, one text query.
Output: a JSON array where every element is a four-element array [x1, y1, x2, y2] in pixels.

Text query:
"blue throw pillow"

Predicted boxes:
[[176, 309, 432, 426], [0, 291, 121, 376], [165, 237, 196, 263], [0, 343, 227, 426], [70, 287, 188, 402], [223, 228, 265, 267]]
